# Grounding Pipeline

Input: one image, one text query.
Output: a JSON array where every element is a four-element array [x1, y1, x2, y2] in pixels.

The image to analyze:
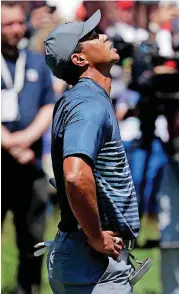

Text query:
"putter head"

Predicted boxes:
[[129, 258, 152, 286]]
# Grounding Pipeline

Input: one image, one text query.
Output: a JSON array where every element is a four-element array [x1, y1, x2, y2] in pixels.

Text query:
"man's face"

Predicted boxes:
[[80, 31, 120, 67], [1, 4, 26, 48]]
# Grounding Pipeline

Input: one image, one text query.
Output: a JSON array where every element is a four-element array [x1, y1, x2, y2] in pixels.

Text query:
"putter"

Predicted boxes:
[[128, 253, 152, 285], [114, 237, 152, 285]]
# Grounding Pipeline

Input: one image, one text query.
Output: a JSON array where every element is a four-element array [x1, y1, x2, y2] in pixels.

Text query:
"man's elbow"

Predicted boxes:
[[63, 156, 92, 187], [64, 171, 83, 187]]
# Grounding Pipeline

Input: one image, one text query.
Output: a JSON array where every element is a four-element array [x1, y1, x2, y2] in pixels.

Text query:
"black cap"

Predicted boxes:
[[44, 10, 101, 79]]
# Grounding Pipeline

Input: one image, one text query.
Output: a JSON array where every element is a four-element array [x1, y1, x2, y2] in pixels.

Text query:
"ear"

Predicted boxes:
[[71, 53, 88, 67]]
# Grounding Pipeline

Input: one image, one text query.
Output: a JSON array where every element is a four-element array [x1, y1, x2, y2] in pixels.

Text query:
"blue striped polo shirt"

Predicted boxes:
[[51, 78, 140, 239]]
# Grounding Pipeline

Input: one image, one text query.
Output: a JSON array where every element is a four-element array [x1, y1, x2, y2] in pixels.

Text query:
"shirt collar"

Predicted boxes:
[[78, 77, 110, 100]]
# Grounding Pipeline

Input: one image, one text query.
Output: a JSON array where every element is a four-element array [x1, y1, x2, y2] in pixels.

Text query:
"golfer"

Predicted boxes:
[[44, 10, 140, 294]]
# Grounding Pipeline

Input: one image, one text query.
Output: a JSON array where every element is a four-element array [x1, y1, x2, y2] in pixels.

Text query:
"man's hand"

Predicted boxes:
[[9, 146, 35, 165], [1, 125, 35, 164], [9, 130, 34, 149], [87, 231, 124, 258], [30, 6, 58, 30]]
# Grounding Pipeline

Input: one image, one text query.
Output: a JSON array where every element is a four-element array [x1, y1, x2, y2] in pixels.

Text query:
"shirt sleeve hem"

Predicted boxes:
[[63, 149, 95, 165]]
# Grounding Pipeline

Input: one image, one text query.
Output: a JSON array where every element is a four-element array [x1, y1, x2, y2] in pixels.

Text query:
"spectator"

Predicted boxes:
[[106, 1, 149, 45], [1, 2, 55, 293], [20, 0, 59, 39]]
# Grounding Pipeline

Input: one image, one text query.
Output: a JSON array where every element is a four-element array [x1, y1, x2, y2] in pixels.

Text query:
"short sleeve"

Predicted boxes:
[[40, 62, 56, 106], [63, 100, 110, 165]]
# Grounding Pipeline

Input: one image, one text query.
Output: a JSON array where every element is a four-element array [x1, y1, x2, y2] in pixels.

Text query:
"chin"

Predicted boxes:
[[110, 51, 120, 63], [9, 38, 22, 47], [111, 55, 120, 64]]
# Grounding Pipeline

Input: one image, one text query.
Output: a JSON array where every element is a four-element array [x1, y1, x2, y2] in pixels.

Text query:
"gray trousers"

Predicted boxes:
[[47, 230, 134, 294]]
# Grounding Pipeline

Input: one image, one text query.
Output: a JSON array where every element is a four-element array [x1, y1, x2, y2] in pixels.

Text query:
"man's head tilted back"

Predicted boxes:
[[44, 10, 119, 85]]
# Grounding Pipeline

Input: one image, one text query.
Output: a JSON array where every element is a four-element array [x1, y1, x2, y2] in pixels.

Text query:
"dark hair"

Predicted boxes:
[[1, 1, 23, 7], [1, 1, 25, 15], [62, 42, 84, 86]]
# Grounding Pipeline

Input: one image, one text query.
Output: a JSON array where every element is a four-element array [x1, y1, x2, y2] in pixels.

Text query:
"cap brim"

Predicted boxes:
[[80, 9, 101, 40]]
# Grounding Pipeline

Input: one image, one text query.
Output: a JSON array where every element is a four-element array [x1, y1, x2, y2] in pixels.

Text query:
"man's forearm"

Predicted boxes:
[[64, 157, 103, 240], [25, 104, 54, 144], [7, 104, 54, 149], [1, 125, 11, 150]]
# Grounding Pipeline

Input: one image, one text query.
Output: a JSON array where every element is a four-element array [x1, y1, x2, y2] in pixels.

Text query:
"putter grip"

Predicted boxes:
[[114, 237, 122, 244]]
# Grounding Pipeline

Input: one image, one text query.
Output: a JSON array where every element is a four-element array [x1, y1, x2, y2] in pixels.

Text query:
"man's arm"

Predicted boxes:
[[63, 156, 122, 257], [10, 104, 54, 149]]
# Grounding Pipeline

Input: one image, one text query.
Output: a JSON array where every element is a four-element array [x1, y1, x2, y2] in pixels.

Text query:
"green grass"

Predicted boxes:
[[1, 211, 161, 294]]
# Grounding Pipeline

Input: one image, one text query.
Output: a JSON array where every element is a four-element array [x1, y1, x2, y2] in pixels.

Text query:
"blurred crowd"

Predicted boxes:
[[1, 1, 179, 294]]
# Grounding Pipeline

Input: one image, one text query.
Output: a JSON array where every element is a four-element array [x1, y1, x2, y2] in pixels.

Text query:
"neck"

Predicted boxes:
[[2, 44, 19, 59], [80, 66, 112, 96]]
